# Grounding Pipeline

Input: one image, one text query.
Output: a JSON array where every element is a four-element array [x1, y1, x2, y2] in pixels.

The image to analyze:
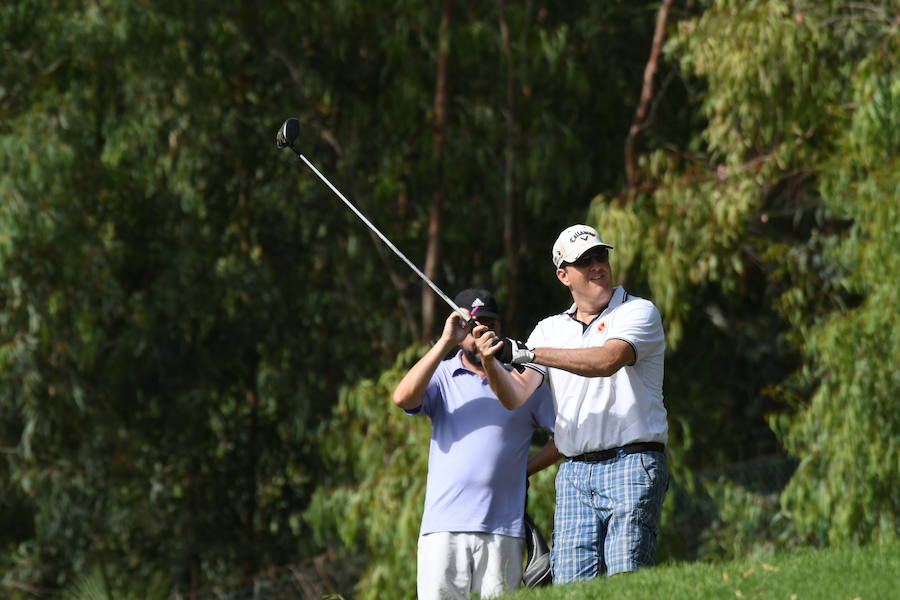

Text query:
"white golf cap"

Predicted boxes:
[[552, 224, 614, 268]]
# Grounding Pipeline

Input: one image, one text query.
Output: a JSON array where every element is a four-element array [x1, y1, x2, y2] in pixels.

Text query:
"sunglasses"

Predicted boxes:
[[565, 249, 609, 268]]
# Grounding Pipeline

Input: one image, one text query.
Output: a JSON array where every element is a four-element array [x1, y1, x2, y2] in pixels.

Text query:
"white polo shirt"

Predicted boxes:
[[525, 286, 667, 457]]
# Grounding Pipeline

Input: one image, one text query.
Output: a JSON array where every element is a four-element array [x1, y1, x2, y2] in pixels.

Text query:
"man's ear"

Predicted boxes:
[[555, 267, 570, 287]]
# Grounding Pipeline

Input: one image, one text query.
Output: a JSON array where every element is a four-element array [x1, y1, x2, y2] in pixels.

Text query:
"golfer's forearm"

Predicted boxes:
[[532, 345, 628, 378], [483, 359, 532, 410], [392, 338, 455, 410]]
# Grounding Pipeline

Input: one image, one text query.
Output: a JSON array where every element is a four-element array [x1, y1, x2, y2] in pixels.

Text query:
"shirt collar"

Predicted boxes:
[[564, 286, 625, 318], [450, 350, 483, 377]]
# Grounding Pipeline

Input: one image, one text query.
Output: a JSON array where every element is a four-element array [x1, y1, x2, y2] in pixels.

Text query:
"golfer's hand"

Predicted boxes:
[[472, 324, 503, 360], [441, 311, 471, 345], [494, 337, 535, 365]]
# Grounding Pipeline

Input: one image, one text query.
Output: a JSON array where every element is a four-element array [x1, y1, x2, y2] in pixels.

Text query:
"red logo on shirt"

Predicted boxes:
[[597, 321, 606, 332]]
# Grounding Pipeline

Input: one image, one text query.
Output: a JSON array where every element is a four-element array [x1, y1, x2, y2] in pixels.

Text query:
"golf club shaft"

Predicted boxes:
[[296, 153, 470, 323]]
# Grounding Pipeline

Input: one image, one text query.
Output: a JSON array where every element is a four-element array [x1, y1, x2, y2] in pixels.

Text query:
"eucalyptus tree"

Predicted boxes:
[[589, 0, 899, 551], [0, 0, 475, 592]]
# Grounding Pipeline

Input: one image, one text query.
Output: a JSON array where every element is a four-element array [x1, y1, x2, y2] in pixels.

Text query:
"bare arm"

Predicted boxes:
[[527, 438, 563, 476], [392, 312, 468, 411], [531, 339, 635, 377], [473, 324, 543, 410]]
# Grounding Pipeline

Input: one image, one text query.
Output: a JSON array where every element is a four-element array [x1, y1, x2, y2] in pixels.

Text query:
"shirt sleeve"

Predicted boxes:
[[404, 364, 444, 417], [608, 300, 665, 364], [524, 321, 550, 377]]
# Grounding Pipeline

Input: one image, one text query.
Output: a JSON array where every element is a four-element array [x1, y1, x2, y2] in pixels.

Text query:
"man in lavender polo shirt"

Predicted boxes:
[[392, 288, 560, 600]]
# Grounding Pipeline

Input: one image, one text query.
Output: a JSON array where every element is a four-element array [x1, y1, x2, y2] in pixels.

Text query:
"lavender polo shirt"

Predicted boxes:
[[407, 351, 555, 538]]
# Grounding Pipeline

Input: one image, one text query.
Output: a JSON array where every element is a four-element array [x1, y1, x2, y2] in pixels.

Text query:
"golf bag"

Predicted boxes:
[[522, 512, 552, 588]]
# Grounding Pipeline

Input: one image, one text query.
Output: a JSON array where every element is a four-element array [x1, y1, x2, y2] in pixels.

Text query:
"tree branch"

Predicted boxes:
[[1, 56, 67, 112], [497, 0, 520, 325], [422, 0, 452, 339], [624, 0, 675, 194]]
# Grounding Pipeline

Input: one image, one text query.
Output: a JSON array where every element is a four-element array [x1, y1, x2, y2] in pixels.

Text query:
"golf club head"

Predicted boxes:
[[276, 117, 300, 149]]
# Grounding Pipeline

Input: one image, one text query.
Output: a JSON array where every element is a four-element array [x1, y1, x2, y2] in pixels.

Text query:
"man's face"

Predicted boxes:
[[556, 248, 614, 304], [461, 317, 500, 365]]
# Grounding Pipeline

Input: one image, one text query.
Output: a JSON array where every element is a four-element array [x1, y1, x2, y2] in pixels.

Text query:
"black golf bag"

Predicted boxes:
[[522, 512, 552, 588]]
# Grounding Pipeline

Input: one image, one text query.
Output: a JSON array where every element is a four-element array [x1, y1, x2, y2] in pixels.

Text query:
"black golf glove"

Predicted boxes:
[[496, 338, 535, 364]]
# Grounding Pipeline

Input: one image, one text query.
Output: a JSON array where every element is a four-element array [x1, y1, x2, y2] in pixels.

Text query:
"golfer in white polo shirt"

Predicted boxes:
[[473, 224, 669, 584]]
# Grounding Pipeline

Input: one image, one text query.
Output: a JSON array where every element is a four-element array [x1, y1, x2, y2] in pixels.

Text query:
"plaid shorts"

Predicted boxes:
[[550, 447, 668, 583]]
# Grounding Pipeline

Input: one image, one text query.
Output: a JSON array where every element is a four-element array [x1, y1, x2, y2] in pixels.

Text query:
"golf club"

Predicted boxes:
[[275, 117, 473, 326]]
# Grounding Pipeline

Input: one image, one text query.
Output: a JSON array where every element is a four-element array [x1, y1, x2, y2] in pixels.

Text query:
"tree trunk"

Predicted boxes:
[[243, 388, 259, 579], [497, 0, 519, 325], [422, 0, 452, 339], [623, 0, 674, 196]]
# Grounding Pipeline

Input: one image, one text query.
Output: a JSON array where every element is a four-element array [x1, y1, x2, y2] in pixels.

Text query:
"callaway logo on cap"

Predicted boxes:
[[569, 229, 596, 242], [552, 224, 614, 268]]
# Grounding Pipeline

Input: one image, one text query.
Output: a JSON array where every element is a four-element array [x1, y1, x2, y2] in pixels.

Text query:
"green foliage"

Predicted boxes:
[[60, 567, 169, 600], [306, 345, 430, 600], [697, 476, 799, 560], [588, 0, 900, 552], [1, 0, 460, 591], [770, 29, 900, 546]]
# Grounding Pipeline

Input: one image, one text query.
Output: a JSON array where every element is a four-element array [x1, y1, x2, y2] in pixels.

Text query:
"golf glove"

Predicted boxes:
[[497, 338, 535, 365]]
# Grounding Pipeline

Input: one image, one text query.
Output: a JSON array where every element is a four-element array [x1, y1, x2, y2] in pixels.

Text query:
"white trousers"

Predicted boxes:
[[417, 531, 524, 600]]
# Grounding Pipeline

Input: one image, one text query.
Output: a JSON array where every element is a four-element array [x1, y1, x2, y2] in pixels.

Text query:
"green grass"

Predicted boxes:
[[505, 541, 899, 600]]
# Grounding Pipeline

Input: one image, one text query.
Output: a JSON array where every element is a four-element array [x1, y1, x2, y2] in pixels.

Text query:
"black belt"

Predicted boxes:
[[569, 442, 665, 463]]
